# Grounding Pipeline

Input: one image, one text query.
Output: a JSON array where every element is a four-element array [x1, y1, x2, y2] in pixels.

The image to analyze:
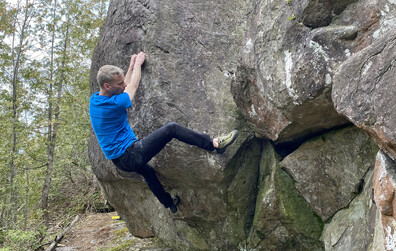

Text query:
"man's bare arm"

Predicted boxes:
[[125, 52, 146, 102], [124, 54, 137, 84]]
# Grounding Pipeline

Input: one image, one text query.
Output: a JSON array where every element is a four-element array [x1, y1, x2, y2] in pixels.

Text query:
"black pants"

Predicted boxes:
[[112, 122, 215, 208]]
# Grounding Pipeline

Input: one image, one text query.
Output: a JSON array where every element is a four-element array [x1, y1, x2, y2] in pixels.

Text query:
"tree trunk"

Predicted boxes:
[[41, 0, 57, 226], [24, 167, 29, 230], [4, 0, 31, 229], [41, 0, 69, 226]]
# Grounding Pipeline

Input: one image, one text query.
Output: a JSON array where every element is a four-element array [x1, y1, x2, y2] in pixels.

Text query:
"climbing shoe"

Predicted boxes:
[[170, 195, 180, 214], [216, 130, 239, 154]]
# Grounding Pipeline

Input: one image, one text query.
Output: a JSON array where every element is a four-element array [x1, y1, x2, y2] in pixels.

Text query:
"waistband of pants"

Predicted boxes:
[[112, 139, 139, 162]]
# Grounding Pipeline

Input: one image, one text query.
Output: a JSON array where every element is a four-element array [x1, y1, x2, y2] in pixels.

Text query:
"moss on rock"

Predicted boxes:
[[248, 141, 324, 250], [276, 168, 323, 239]]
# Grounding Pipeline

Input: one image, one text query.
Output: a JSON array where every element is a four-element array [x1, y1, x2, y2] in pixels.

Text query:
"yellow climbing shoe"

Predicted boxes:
[[216, 130, 239, 154]]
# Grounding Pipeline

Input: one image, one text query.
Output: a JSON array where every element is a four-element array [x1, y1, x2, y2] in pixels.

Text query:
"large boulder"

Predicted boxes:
[[320, 168, 377, 251], [231, 0, 355, 142], [332, 28, 396, 161], [373, 151, 396, 251], [280, 127, 378, 221], [88, 0, 396, 250], [231, 0, 395, 143], [89, 0, 256, 249], [247, 141, 324, 250]]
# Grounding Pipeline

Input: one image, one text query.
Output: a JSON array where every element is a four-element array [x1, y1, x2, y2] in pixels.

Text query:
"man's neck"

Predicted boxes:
[[99, 89, 112, 97]]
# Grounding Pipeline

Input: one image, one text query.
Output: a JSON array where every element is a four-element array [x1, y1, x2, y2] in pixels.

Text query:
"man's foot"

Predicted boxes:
[[169, 196, 180, 214], [215, 130, 239, 154]]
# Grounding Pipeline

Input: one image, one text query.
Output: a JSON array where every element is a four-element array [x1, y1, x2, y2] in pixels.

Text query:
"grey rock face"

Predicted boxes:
[[291, 0, 358, 28], [320, 168, 376, 251], [280, 127, 378, 221], [247, 141, 324, 250], [232, 0, 396, 143], [89, 0, 255, 249], [231, 0, 358, 142], [332, 28, 396, 161], [88, 0, 396, 250]]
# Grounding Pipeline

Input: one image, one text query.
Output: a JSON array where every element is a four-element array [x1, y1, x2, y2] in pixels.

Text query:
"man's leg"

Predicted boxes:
[[138, 122, 215, 164], [112, 147, 177, 212], [135, 164, 174, 208], [125, 122, 237, 213]]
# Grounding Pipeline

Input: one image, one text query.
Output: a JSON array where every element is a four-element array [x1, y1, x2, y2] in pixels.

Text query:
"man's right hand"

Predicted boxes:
[[135, 52, 146, 66], [124, 51, 146, 102]]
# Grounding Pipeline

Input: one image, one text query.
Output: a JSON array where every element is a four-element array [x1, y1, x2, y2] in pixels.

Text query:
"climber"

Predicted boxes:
[[89, 52, 238, 213]]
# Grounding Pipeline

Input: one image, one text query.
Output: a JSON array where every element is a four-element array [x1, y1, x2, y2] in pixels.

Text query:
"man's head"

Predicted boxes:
[[97, 65, 126, 96]]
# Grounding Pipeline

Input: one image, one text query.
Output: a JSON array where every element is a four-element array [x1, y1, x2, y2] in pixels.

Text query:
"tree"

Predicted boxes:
[[40, 0, 60, 226], [39, 0, 109, 226], [0, 0, 109, 247], [0, 0, 34, 230]]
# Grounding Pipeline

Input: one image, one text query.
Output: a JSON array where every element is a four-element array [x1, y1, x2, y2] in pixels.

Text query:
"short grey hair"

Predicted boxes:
[[97, 65, 124, 88]]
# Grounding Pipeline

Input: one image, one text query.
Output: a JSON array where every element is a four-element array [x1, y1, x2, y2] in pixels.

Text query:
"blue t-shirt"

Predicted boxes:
[[89, 92, 137, 159]]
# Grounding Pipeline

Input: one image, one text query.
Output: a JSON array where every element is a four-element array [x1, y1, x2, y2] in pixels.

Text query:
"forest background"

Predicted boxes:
[[0, 0, 110, 249]]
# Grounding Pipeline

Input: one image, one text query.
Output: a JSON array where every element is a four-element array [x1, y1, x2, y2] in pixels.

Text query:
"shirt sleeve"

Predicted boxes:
[[114, 93, 132, 109]]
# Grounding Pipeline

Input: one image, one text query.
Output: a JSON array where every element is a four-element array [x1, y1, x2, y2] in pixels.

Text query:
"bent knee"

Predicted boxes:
[[164, 121, 180, 132], [165, 121, 179, 127]]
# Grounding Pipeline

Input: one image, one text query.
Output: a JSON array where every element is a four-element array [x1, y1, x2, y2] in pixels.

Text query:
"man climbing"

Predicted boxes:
[[89, 52, 238, 213]]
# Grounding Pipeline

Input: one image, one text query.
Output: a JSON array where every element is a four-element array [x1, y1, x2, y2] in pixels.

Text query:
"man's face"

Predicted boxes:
[[108, 74, 126, 95]]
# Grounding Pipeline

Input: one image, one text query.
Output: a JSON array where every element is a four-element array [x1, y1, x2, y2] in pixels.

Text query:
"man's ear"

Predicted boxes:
[[103, 82, 110, 90]]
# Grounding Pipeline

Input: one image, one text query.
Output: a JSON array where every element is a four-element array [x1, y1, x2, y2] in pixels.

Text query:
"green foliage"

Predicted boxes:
[[0, 228, 44, 251], [0, 0, 109, 248], [103, 239, 138, 251], [284, 0, 296, 21], [98, 226, 149, 251], [113, 227, 129, 237]]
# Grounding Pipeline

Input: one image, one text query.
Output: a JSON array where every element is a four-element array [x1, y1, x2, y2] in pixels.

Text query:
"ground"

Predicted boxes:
[[53, 212, 172, 251]]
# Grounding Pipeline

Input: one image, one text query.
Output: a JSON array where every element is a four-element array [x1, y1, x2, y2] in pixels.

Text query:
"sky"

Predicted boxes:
[[5, 0, 18, 6]]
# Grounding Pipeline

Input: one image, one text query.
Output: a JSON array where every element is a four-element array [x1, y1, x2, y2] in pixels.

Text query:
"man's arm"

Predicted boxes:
[[124, 54, 137, 84], [125, 52, 146, 102]]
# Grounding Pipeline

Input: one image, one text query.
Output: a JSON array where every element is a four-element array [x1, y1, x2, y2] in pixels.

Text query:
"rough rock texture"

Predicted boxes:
[[232, 0, 396, 143], [332, 28, 396, 161], [247, 141, 323, 250], [321, 168, 377, 251], [88, 0, 396, 250], [89, 1, 251, 249], [291, 0, 359, 28], [280, 127, 378, 221], [373, 151, 396, 251], [231, 0, 354, 142]]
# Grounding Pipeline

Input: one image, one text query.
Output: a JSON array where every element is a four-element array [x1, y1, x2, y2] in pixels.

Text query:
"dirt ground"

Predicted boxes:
[[53, 212, 171, 251]]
